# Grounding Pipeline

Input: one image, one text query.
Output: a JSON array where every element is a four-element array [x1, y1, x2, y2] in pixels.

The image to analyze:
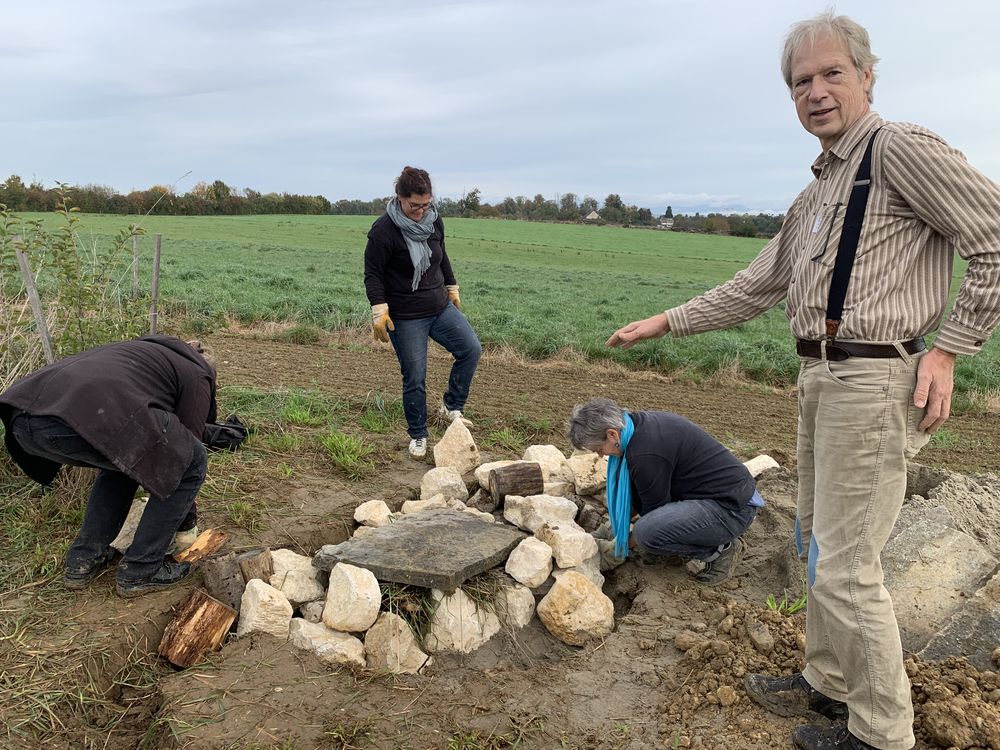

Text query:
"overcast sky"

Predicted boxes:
[[4, 0, 999, 214]]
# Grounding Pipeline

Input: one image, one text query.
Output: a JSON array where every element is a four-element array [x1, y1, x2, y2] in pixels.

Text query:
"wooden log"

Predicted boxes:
[[173, 528, 229, 564], [201, 552, 245, 613], [237, 547, 272, 584], [488, 461, 544, 507], [158, 588, 236, 668]]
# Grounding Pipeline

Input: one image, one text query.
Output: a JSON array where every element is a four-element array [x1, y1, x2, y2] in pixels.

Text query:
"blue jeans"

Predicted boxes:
[[388, 302, 481, 439], [10, 411, 207, 581], [632, 497, 758, 560]]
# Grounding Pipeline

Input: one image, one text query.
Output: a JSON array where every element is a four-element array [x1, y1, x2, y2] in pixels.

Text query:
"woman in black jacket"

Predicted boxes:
[[363, 166, 481, 458]]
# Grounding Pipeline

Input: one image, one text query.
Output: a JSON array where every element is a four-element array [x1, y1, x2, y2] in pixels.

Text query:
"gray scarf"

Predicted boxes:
[[386, 197, 439, 291]]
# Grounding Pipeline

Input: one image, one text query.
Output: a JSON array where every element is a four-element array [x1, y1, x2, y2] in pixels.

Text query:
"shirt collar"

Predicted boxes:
[[810, 111, 883, 178]]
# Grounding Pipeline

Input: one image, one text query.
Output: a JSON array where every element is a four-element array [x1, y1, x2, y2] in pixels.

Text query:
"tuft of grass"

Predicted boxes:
[[260, 432, 305, 453], [766, 587, 808, 615], [380, 582, 436, 641], [323, 717, 376, 750], [929, 428, 960, 449], [226, 500, 265, 533], [318, 429, 375, 480], [274, 323, 321, 345], [481, 427, 528, 454], [359, 391, 404, 434], [217, 386, 341, 430]]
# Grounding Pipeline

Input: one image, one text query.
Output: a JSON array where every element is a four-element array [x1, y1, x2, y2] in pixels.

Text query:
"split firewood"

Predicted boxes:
[[173, 528, 229, 563], [237, 547, 273, 584], [158, 588, 236, 668]]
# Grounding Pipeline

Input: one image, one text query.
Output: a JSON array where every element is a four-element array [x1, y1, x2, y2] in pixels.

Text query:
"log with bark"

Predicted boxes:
[[488, 461, 543, 507], [158, 588, 236, 668]]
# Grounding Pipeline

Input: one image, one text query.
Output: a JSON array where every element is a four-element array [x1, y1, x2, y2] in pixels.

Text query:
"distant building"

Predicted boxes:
[[658, 217, 674, 229], [584, 210, 601, 222]]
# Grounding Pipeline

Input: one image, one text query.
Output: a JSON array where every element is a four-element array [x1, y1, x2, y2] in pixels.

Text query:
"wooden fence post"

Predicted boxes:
[[149, 234, 161, 334], [13, 236, 56, 364]]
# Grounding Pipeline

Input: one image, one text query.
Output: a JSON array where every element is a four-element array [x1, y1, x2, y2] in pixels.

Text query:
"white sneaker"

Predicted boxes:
[[438, 400, 471, 425], [408, 437, 427, 458]]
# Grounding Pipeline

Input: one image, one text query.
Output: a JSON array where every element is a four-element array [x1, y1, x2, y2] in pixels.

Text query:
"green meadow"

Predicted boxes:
[[15, 212, 1000, 399]]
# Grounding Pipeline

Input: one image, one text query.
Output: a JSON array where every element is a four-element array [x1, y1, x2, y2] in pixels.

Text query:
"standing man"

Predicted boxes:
[[607, 12, 1000, 750], [0, 336, 216, 598]]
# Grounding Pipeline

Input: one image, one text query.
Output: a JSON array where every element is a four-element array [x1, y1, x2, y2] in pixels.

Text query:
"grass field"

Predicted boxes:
[[14, 211, 999, 399]]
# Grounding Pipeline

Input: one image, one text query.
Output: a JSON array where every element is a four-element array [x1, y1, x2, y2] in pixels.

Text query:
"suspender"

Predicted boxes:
[[824, 128, 882, 340]]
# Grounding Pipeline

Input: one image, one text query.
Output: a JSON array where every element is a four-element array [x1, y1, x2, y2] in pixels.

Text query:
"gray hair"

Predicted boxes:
[[567, 398, 626, 450], [781, 11, 879, 104]]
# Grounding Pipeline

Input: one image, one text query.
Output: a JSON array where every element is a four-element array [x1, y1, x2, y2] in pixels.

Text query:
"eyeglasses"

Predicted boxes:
[[403, 199, 433, 212]]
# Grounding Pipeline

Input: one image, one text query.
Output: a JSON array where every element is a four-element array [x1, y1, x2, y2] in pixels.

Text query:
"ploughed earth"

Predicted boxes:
[[4, 333, 999, 750]]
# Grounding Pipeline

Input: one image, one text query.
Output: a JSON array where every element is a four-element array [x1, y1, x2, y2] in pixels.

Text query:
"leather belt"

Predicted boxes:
[[796, 337, 925, 361]]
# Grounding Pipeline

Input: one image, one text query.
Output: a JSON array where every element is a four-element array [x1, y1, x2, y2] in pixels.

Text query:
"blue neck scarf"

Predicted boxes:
[[605, 413, 635, 559], [386, 197, 439, 291]]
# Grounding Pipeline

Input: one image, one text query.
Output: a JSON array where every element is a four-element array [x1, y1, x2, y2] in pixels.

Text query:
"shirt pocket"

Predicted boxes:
[[805, 202, 845, 266]]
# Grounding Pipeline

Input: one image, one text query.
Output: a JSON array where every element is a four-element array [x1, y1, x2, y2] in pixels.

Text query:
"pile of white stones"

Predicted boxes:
[[233, 418, 629, 673]]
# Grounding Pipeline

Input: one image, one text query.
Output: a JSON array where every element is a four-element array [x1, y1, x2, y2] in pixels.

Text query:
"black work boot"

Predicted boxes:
[[694, 538, 745, 586], [116, 560, 192, 598], [64, 547, 121, 590], [744, 672, 848, 721], [792, 723, 897, 750]]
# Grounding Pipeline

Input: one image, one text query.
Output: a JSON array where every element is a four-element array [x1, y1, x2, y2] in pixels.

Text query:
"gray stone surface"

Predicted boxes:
[[883, 505, 997, 652], [918, 572, 1000, 671], [313, 509, 525, 592]]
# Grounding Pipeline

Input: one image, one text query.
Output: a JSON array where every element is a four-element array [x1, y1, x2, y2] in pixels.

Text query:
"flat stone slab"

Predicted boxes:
[[313, 509, 526, 592], [883, 505, 997, 652], [919, 571, 1000, 671]]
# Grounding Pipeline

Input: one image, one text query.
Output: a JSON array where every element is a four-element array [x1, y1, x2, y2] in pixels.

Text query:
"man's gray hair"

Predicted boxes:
[[781, 11, 879, 104], [567, 398, 626, 450]]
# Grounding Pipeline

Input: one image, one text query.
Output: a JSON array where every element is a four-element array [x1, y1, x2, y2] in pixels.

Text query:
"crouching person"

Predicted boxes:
[[0, 336, 217, 597], [567, 398, 763, 585]]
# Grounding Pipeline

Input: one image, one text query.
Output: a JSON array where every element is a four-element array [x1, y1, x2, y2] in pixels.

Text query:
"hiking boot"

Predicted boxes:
[[64, 547, 121, 590], [167, 525, 200, 556], [745, 672, 848, 722], [116, 560, 192, 598], [408, 437, 427, 458], [792, 723, 893, 750], [693, 537, 744, 586]]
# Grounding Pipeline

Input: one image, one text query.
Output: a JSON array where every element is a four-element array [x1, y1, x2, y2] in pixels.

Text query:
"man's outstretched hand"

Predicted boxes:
[[606, 313, 670, 349]]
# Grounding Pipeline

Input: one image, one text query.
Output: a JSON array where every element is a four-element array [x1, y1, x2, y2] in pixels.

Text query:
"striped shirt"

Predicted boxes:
[[665, 112, 1000, 356]]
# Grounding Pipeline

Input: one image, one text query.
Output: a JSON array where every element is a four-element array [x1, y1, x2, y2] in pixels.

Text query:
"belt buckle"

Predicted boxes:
[[826, 344, 849, 361]]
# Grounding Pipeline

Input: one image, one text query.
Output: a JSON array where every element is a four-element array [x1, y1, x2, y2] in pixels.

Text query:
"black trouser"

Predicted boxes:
[[10, 412, 206, 580]]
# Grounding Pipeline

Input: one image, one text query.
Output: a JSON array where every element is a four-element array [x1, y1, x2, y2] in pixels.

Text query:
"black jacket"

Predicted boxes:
[[0, 336, 217, 499], [363, 213, 457, 320], [625, 411, 756, 515]]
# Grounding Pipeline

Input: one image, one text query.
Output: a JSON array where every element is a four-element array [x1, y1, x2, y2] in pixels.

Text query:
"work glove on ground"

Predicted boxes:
[[446, 284, 461, 309], [371, 303, 394, 343]]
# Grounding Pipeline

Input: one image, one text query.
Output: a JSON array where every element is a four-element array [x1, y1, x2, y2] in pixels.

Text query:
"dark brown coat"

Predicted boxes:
[[0, 336, 216, 499]]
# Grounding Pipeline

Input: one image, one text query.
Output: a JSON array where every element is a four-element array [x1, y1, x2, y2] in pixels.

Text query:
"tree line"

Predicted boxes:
[[1, 175, 783, 237]]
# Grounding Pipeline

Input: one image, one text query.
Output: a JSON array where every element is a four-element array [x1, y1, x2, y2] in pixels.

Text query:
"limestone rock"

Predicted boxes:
[[522, 445, 574, 484], [506, 537, 554, 589], [365, 612, 432, 674], [567, 452, 607, 496], [420, 466, 468, 502], [300, 600, 324, 624], [743, 454, 779, 477], [352, 525, 378, 539], [495, 583, 536, 629], [237, 579, 293, 638], [745, 616, 774, 654], [553, 549, 604, 589], [503, 494, 579, 533], [425, 588, 501, 653], [401, 494, 448, 514], [433, 418, 480, 476], [323, 563, 381, 633], [288, 618, 365, 668], [543, 481, 574, 497], [462, 507, 496, 523], [536, 571, 614, 646], [270, 548, 326, 607], [354, 499, 394, 527], [467, 488, 497, 513], [536, 523, 599, 569]]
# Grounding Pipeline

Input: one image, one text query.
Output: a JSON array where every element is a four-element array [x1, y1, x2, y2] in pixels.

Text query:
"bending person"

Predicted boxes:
[[567, 398, 763, 585], [0, 336, 216, 597], [364, 166, 482, 458]]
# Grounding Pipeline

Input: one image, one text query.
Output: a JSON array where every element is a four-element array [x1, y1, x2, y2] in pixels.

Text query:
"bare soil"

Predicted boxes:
[[5, 335, 999, 750]]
